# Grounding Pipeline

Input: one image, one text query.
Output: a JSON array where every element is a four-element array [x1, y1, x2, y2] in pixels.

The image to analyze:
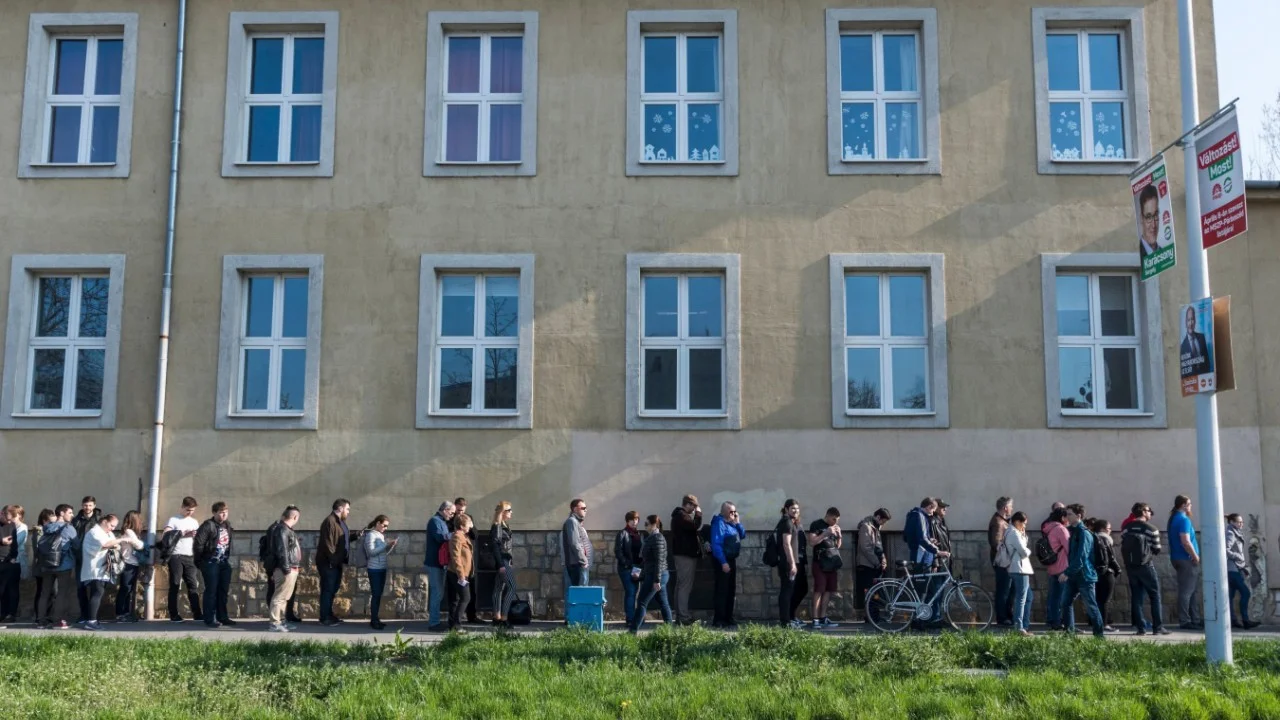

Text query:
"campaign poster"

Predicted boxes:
[[1180, 298, 1216, 396], [1195, 108, 1249, 249], [1132, 155, 1177, 280]]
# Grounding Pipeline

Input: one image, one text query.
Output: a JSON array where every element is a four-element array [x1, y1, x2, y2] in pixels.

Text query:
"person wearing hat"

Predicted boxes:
[[929, 500, 953, 573]]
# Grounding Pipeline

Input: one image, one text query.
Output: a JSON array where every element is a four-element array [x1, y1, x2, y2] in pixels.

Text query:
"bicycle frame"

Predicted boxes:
[[897, 566, 959, 613]]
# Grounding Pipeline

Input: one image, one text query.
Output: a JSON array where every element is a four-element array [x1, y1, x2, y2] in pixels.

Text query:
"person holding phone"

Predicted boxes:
[[363, 515, 398, 630], [808, 507, 843, 629], [162, 496, 202, 622], [614, 511, 644, 628], [709, 502, 745, 629]]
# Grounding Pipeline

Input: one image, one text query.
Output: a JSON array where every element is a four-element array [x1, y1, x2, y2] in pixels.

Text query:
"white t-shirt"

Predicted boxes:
[[166, 516, 199, 556], [81, 525, 112, 583]]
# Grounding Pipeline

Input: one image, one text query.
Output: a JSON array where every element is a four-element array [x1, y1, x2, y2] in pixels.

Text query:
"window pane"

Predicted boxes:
[[447, 37, 481, 93], [841, 102, 875, 160], [885, 102, 920, 159], [686, 104, 721, 162], [840, 35, 873, 92], [1050, 101, 1082, 160], [1103, 347, 1138, 410], [1046, 34, 1080, 91], [1098, 275, 1135, 336], [54, 39, 87, 95], [1092, 102, 1126, 159], [643, 104, 677, 162], [844, 275, 879, 336], [1087, 33, 1123, 91], [439, 348, 474, 410], [484, 347, 518, 410], [485, 276, 519, 338], [78, 277, 110, 338], [282, 277, 308, 338], [250, 38, 284, 95], [440, 276, 476, 337], [882, 34, 918, 92], [444, 104, 479, 162], [891, 347, 928, 410], [1055, 275, 1091, 336], [241, 349, 270, 410], [48, 106, 82, 163], [889, 275, 926, 337], [95, 39, 124, 95], [290, 104, 322, 162], [245, 276, 275, 337], [1059, 346, 1093, 409], [689, 348, 723, 411], [490, 37, 523, 94], [247, 105, 281, 162], [643, 276, 678, 337], [36, 277, 72, 338], [686, 36, 720, 93], [279, 349, 306, 411], [89, 106, 119, 163], [846, 348, 881, 410], [643, 348, 677, 411], [292, 38, 325, 94], [489, 104, 522, 162], [31, 349, 66, 410], [643, 36, 677, 93], [687, 276, 723, 338], [75, 349, 105, 411]]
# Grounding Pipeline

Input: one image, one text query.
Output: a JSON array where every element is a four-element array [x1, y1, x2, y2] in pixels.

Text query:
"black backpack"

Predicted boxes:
[[1121, 528, 1147, 567], [1034, 536, 1058, 567], [258, 522, 278, 566], [36, 530, 64, 571], [153, 529, 181, 564], [762, 534, 780, 567], [509, 596, 532, 625]]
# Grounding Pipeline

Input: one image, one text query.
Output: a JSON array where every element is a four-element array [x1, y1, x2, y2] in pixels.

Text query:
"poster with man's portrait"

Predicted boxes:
[[1180, 298, 1215, 396], [1132, 155, 1177, 281]]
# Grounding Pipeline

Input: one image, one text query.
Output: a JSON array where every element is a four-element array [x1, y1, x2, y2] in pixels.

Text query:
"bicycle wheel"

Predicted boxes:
[[866, 579, 917, 633], [943, 582, 994, 631]]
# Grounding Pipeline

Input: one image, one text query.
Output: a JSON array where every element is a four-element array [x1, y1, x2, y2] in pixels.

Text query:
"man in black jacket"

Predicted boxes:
[[1121, 502, 1170, 635], [264, 506, 302, 632], [194, 502, 234, 628], [669, 495, 702, 625], [71, 496, 101, 625]]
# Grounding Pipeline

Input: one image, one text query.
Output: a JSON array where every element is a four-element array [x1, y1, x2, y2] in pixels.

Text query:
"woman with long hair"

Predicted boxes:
[[113, 511, 146, 622], [490, 502, 518, 628], [363, 515, 398, 630], [2, 505, 29, 623], [1167, 494, 1202, 629], [29, 509, 54, 620], [1003, 511, 1034, 636], [1089, 518, 1122, 632], [629, 515, 672, 633], [775, 499, 806, 628]]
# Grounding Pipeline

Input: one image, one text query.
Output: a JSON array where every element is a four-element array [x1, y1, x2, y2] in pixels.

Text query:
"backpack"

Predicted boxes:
[[1121, 528, 1147, 567], [36, 530, 64, 571], [349, 531, 368, 569], [994, 534, 1013, 569], [258, 523, 277, 566], [762, 534, 780, 568], [508, 596, 532, 625], [1034, 536, 1058, 567]]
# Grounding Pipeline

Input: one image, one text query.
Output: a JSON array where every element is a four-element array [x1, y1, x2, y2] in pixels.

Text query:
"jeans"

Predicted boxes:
[[446, 569, 479, 623], [1010, 574, 1033, 631], [1059, 576, 1104, 634], [319, 564, 343, 623], [114, 563, 140, 618], [1128, 563, 1164, 631], [631, 571, 672, 632], [368, 569, 387, 624], [82, 579, 106, 623], [713, 558, 737, 626], [201, 560, 232, 625], [426, 566, 446, 626], [1172, 558, 1201, 625], [1227, 569, 1251, 625], [993, 565, 1013, 624], [0, 562, 19, 618], [167, 555, 202, 620], [619, 569, 639, 627], [1046, 573, 1075, 629], [447, 571, 470, 628], [563, 565, 588, 622], [672, 555, 698, 623]]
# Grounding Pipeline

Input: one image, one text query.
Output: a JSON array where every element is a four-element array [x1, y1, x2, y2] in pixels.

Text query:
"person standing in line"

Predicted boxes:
[[630, 515, 672, 633], [669, 495, 703, 626], [447, 514, 474, 632], [35, 505, 77, 629], [162, 497, 202, 623], [70, 497, 101, 625], [988, 497, 1014, 626], [929, 500, 953, 573], [363, 515, 397, 631], [854, 508, 890, 624], [903, 498, 944, 574], [449, 498, 479, 624], [194, 502, 235, 629], [1120, 502, 1169, 636], [490, 502, 518, 628], [1225, 513, 1258, 629], [1055, 507, 1106, 637], [1089, 518, 1122, 632], [79, 514, 123, 631], [29, 509, 54, 622], [0, 507, 19, 625], [263, 506, 302, 633], [1000, 512, 1035, 636], [808, 507, 843, 630], [423, 500, 455, 632], [263, 517, 302, 626], [1, 506, 30, 624], [1042, 507, 1074, 631], [709, 502, 745, 629], [615, 511, 643, 629], [113, 511, 146, 623], [1167, 494, 1202, 630], [316, 499, 354, 628], [560, 498, 592, 620], [775, 500, 805, 629]]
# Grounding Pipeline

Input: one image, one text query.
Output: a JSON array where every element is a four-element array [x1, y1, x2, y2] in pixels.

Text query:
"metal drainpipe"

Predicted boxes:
[[144, 0, 188, 621]]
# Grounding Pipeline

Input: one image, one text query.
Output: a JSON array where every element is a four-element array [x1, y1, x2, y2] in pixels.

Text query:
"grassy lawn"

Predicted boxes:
[[4, 627, 1280, 719]]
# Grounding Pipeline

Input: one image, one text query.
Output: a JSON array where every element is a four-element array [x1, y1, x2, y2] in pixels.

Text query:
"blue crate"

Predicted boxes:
[[566, 603, 605, 631], [567, 586, 606, 604]]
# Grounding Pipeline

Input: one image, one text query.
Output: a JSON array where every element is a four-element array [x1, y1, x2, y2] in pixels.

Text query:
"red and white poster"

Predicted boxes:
[[1195, 108, 1248, 249]]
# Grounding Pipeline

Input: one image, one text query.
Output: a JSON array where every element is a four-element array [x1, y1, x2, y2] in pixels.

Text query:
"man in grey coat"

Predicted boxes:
[[560, 498, 592, 619]]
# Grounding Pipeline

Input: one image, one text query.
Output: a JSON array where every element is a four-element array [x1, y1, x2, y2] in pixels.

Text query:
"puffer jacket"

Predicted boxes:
[[640, 531, 669, 581]]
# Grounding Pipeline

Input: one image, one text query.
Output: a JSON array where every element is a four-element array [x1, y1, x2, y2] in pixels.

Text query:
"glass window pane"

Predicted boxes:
[[94, 39, 123, 95], [840, 35, 873, 92], [1087, 33, 1123, 91], [885, 102, 920, 159], [1059, 346, 1093, 409], [889, 275, 926, 337], [846, 348, 881, 410], [490, 37, 523, 94], [247, 105, 281, 162], [643, 104, 677, 162], [643, 277, 678, 337], [1092, 102, 1126, 159], [31, 349, 66, 410], [290, 104, 322, 162], [444, 104, 479, 162], [282, 277, 308, 338], [844, 275, 879, 336], [687, 276, 723, 338], [891, 347, 928, 410], [48, 106, 82, 163], [485, 276, 519, 338], [1046, 34, 1080, 91], [1098, 276, 1135, 336], [643, 36, 677, 93], [241, 349, 270, 410], [36, 277, 72, 338], [689, 348, 723, 411], [882, 34, 918, 92], [1056, 275, 1091, 336], [292, 38, 325, 94], [78, 277, 110, 338], [439, 348, 474, 409], [686, 104, 721, 162], [489, 104, 522, 162], [1050, 101, 1083, 161], [250, 38, 284, 94], [279, 349, 306, 411], [686, 36, 720, 93], [643, 348, 677, 411], [54, 39, 87, 95], [245, 276, 275, 337], [440, 276, 476, 337], [841, 102, 875, 160], [1103, 347, 1139, 410], [75, 348, 105, 411], [484, 347, 518, 410], [89, 106, 119, 163], [447, 37, 481, 93]]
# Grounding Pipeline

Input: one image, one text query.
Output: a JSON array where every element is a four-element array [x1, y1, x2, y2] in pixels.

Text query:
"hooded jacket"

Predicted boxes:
[[1065, 523, 1098, 583], [1044, 521, 1071, 576], [40, 521, 78, 573], [903, 506, 938, 566]]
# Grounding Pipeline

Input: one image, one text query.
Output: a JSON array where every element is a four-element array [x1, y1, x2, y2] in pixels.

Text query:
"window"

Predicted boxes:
[[425, 12, 539, 177], [825, 9, 940, 175], [222, 12, 338, 178], [1032, 8, 1150, 175], [626, 254, 740, 430], [626, 11, 738, 177], [216, 256, 323, 430], [417, 255, 534, 429], [1, 255, 126, 430], [18, 13, 138, 178], [1041, 254, 1165, 429]]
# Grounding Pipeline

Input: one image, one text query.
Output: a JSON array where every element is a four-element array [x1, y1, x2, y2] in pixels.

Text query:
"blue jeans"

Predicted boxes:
[[631, 572, 672, 632], [563, 565, 588, 621], [993, 565, 1013, 624], [318, 564, 342, 623], [618, 569, 639, 627], [200, 560, 231, 625], [1010, 574, 1033, 631], [1228, 569, 1251, 625], [426, 566, 446, 626], [1046, 573, 1075, 629], [368, 569, 387, 623], [1059, 576, 1104, 634]]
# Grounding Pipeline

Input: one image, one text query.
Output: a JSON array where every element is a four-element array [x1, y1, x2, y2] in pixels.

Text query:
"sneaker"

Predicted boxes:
[[204, 621, 222, 629], [268, 623, 289, 633], [331, 617, 345, 625], [218, 619, 238, 627], [74, 619, 87, 627], [1154, 627, 1172, 635], [83, 622, 102, 631], [169, 617, 185, 623], [319, 618, 339, 627], [789, 619, 805, 629], [811, 619, 822, 629], [114, 616, 133, 624], [371, 621, 387, 631], [1104, 625, 1118, 633], [57, 621, 70, 630], [820, 618, 839, 629], [286, 615, 303, 624], [285, 623, 299, 631], [1135, 628, 1147, 636]]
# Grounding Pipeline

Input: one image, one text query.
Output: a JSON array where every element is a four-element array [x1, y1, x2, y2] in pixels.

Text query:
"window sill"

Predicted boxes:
[[638, 161, 726, 167], [435, 161, 522, 166], [234, 161, 321, 167], [430, 410, 520, 417], [11, 411, 103, 419], [845, 410, 936, 417], [841, 158, 927, 164], [1060, 411, 1153, 418], [28, 162, 117, 168], [229, 412, 306, 419], [638, 412, 729, 419]]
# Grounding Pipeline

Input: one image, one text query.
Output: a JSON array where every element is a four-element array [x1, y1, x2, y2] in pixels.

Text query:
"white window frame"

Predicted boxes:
[[417, 254, 535, 430], [829, 254, 948, 429], [1054, 272, 1144, 416], [239, 33, 325, 165], [0, 255, 126, 430], [1032, 7, 1150, 175], [234, 274, 308, 416], [425, 12, 539, 177], [825, 8, 940, 175], [215, 255, 324, 430], [18, 13, 138, 179], [843, 272, 931, 414], [638, 32, 724, 165], [639, 273, 727, 417], [1041, 253, 1165, 429], [626, 253, 740, 430], [626, 10, 738, 177], [221, 12, 339, 178]]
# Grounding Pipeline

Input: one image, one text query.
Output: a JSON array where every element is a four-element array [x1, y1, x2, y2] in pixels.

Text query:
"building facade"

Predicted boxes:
[[1, 0, 1277, 622]]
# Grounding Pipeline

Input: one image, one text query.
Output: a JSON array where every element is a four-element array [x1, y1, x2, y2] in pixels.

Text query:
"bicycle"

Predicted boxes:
[[865, 560, 994, 632]]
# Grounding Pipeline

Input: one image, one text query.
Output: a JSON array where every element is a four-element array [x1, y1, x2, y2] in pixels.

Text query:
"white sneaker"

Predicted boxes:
[[268, 623, 289, 633], [285, 623, 299, 631], [811, 619, 822, 629], [788, 619, 805, 629]]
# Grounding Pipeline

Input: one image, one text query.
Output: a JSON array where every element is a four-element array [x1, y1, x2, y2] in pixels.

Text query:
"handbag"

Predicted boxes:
[[994, 536, 1013, 569], [817, 546, 843, 572], [508, 596, 533, 625]]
